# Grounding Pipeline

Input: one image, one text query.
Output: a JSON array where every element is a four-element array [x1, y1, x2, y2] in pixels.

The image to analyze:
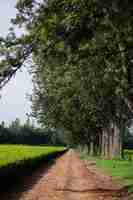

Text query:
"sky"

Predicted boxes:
[[0, 0, 33, 125]]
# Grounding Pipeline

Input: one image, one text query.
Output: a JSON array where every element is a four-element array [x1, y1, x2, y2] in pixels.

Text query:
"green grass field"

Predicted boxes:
[[81, 150, 133, 192], [0, 145, 66, 168]]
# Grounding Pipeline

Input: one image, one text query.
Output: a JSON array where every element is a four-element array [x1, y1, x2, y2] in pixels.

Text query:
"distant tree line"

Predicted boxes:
[[0, 119, 66, 146], [0, 118, 132, 149]]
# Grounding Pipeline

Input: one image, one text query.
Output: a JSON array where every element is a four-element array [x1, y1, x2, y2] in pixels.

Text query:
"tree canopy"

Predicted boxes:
[[1, 0, 133, 157]]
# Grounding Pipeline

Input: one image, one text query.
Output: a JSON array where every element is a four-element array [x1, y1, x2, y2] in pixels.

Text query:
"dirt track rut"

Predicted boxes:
[[1, 150, 130, 200]]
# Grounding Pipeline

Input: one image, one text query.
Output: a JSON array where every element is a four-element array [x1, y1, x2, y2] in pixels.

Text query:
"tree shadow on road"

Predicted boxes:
[[0, 156, 57, 200]]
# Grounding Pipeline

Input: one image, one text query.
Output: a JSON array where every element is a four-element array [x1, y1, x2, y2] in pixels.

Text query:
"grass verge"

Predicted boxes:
[[81, 151, 133, 193]]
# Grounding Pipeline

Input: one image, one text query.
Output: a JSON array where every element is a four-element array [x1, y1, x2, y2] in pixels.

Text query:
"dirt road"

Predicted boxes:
[[1, 150, 130, 200]]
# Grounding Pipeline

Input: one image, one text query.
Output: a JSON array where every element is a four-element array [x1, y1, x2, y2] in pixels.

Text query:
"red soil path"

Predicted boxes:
[[1, 150, 130, 200]]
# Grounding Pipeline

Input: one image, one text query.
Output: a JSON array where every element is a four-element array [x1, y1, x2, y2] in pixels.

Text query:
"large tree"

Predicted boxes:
[[1, 0, 133, 157]]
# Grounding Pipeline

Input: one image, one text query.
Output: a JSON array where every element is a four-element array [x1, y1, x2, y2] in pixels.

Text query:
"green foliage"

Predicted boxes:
[[30, 0, 133, 147], [0, 145, 65, 168], [81, 150, 133, 192], [0, 119, 67, 146], [124, 150, 133, 162], [1, 0, 133, 154]]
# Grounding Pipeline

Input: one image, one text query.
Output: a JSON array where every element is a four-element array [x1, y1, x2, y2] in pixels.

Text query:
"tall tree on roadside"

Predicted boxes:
[[0, 0, 133, 157]]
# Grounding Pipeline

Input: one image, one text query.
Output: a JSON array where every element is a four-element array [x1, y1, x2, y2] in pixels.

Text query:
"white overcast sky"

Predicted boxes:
[[0, 0, 33, 124]]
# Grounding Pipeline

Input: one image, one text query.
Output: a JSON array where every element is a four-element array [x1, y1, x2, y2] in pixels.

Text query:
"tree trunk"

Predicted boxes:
[[101, 121, 121, 159], [108, 128, 114, 159], [112, 124, 120, 158], [87, 142, 90, 154], [101, 130, 105, 157], [96, 133, 101, 156], [120, 120, 125, 159], [104, 129, 109, 158], [89, 141, 94, 156], [101, 129, 108, 157], [89, 134, 95, 156]]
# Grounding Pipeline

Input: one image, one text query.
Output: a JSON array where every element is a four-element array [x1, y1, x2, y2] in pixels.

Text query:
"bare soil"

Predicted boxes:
[[1, 150, 131, 200]]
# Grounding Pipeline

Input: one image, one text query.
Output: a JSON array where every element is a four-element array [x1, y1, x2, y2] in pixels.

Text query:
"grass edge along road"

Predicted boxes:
[[0, 145, 66, 168], [81, 150, 133, 193]]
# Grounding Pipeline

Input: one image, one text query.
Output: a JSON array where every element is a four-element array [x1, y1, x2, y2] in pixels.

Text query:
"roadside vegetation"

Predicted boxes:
[[81, 150, 133, 192], [1, 1, 133, 195], [1, 0, 133, 159], [0, 119, 67, 146], [0, 145, 66, 168], [0, 144, 66, 191]]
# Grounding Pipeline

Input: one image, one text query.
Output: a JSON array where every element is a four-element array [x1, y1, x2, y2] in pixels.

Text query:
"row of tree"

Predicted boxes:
[[0, 119, 66, 146], [0, 0, 133, 158]]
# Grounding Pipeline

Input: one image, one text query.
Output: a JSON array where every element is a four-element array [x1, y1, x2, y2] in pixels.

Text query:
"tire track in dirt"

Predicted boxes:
[[1, 150, 130, 200]]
